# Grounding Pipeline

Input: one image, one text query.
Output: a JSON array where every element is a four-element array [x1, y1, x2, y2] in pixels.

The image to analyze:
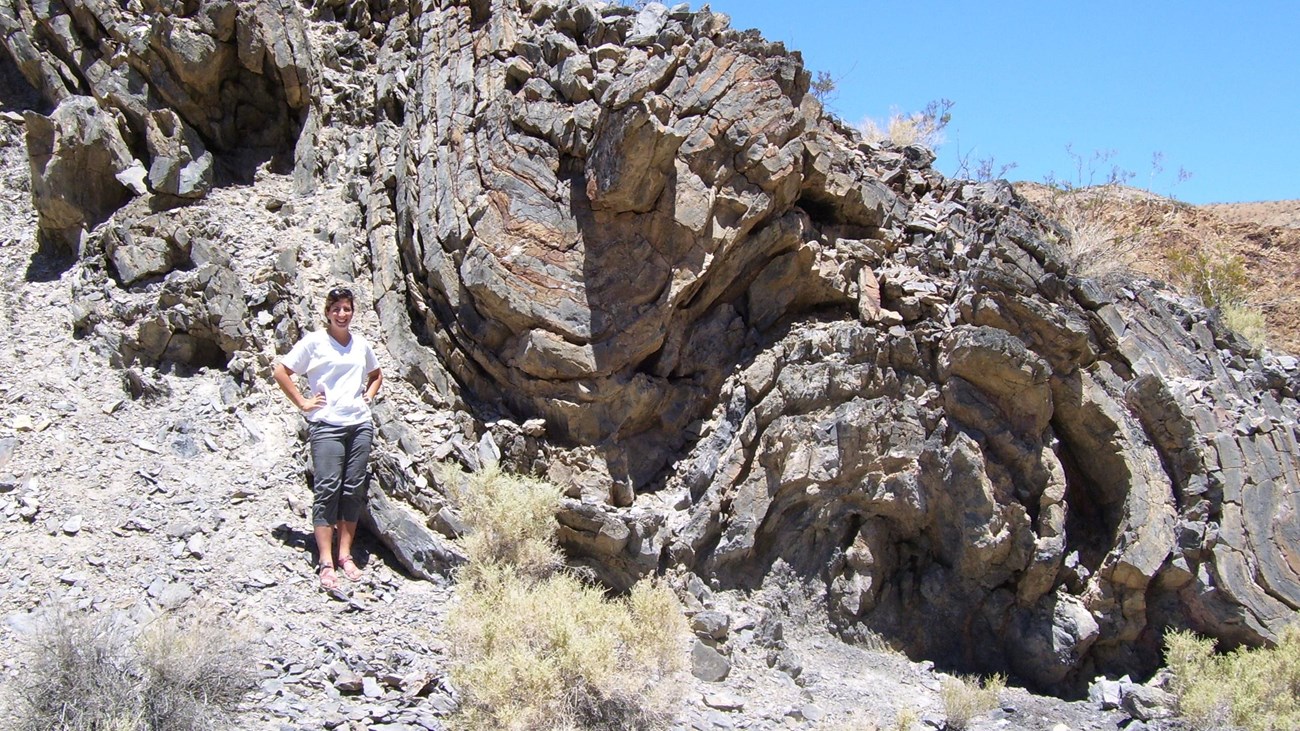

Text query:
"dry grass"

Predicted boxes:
[[859, 100, 952, 150], [14, 608, 256, 731], [450, 464, 564, 581], [445, 467, 689, 730], [1165, 627, 1300, 731], [893, 707, 921, 730], [1051, 192, 1140, 280], [939, 673, 1005, 730]]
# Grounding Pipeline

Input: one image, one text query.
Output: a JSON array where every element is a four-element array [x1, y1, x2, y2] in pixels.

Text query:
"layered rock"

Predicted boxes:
[[1, 0, 315, 246], [5, 0, 1300, 696]]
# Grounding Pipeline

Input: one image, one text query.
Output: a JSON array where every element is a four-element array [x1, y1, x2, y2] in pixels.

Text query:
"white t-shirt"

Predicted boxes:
[[280, 330, 380, 426]]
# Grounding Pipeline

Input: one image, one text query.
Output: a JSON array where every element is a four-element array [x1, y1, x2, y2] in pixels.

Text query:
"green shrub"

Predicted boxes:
[[14, 608, 255, 731], [1169, 240, 1250, 310], [446, 468, 688, 730], [1165, 627, 1300, 731], [1222, 302, 1270, 350], [1167, 240, 1271, 349]]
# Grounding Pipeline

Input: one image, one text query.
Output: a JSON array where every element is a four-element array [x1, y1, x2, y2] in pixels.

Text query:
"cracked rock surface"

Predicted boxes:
[[2, 0, 1299, 715]]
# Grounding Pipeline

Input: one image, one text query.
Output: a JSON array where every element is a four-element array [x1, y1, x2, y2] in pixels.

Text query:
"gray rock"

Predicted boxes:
[[0, 437, 14, 470], [626, 3, 669, 46], [769, 648, 802, 679], [157, 581, 194, 609], [361, 478, 465, 582], [145, 109, 213, 199], [1088, 677, 1124, 710], [1122, 685, 1176, 721], [796, 703, 825, 723], [691, 640, 731, 682], [334, 670, 364, 694], [25, 96, 138, 251], [430, 506, 467, 539], [702, 690, 744, 711], [690, 610, 730, 641]]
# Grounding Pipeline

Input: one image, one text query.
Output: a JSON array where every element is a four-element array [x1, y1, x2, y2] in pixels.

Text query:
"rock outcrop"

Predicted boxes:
[[5, 0, 1299, 696]]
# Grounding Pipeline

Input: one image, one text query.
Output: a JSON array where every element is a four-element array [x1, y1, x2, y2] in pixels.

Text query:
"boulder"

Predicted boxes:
[[145, 109, 214, 199], [25, 96, 141, 251]]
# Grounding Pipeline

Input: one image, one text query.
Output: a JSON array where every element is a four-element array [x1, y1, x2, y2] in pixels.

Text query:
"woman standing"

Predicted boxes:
[[273, 287, 383, 590]]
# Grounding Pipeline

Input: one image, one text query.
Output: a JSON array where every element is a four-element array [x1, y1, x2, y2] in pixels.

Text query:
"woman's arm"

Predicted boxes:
[[363, 368, 383, 404], [273, 362, 324, 412]]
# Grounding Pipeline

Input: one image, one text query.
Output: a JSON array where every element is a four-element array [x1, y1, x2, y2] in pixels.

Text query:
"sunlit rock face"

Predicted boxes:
[[6, 0, 1300, 696]]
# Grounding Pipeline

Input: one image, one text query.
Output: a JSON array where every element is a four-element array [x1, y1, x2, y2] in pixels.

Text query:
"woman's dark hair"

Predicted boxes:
[[324, 287, 354, 310]]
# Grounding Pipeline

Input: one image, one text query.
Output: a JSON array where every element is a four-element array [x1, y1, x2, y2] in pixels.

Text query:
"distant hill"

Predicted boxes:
[[1014, 183, 1300, 353]]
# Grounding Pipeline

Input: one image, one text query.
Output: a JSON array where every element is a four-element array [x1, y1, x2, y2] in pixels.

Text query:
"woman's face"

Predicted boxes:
[[325, 299, 354, 330]]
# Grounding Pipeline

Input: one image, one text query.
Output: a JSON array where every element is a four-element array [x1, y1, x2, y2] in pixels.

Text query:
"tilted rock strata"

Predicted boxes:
[[5, 0, 1300, 695], [2, 0, 314, 247]]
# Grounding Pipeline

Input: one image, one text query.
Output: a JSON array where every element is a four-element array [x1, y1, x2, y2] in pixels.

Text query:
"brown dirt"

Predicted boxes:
[[1014, 183, 1300, 354]]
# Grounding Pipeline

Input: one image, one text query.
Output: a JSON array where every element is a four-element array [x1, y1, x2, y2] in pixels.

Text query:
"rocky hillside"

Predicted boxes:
[[2, 0, 1300, 725], [0, 71, 1133, 731]]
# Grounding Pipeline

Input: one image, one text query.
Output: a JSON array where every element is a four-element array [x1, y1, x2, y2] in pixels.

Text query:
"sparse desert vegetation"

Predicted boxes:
[[444, 467, 688, 730], [938, 673, 1006, 730], [14, 608, 255, 731], [859, 99, 955, 149], [1165, 627, 1300, 731], [1016, 181, 1292, 351]]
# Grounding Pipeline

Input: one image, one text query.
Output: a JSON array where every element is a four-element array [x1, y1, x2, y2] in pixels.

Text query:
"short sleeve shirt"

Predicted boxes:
[[280, 330, 380, 426]]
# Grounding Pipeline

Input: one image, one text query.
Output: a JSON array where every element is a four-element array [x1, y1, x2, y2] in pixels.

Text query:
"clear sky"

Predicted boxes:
[[694, 1, 1300, 204]]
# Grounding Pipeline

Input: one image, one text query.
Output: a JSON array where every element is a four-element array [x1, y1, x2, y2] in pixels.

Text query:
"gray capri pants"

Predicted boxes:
[[307, 421, 374, 526]]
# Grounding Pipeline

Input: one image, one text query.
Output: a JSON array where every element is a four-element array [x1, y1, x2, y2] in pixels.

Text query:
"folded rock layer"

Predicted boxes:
[[5, 0, 1299, 695]]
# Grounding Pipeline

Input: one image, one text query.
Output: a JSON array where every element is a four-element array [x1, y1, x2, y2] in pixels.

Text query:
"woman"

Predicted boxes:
[[273, 287, 383, 590]]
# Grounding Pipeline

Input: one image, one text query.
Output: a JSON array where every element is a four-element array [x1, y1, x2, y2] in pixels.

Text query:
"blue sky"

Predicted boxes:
[[695, 1, 1300, 204]]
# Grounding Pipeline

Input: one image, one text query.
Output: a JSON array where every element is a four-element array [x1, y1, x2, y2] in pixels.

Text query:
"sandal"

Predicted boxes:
[[339, 555, 363, 582], [318, 563, 339, 591]]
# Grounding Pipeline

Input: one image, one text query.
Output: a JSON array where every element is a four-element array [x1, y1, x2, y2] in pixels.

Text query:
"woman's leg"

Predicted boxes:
[[336, 423, 374, 578], [308, 422, 348, 586]]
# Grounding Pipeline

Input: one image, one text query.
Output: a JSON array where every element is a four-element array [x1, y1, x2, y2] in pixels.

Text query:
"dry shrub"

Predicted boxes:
[[15, 608, 256, 731], [446, 468, 688, 730], [939, 673, 1004, 730], [1165, 626, 1300, 731], [452, 465, 564, 580], [137, 614, 258, 730], [1052, 194, 1138, 280], [859, 99, 953, 150], [1031, 186, 1140, 280], [893, 706, 921, 731], [16, 610, 142, 731]]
